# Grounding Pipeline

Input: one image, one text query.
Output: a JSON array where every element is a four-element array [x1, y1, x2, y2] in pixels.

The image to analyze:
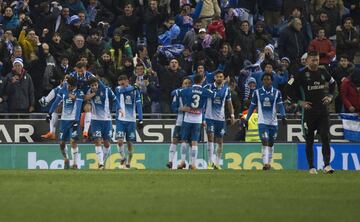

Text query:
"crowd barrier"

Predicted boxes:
[[0, 143, 359, 170]]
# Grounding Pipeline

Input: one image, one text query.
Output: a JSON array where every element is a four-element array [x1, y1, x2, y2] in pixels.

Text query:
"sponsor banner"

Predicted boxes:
[[0, 143, 297, 170], [0, 119, 347, 143], [297, 144, 360, 170]]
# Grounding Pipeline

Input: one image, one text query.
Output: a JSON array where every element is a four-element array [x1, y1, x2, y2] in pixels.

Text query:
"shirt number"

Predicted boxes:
[[191, 94, 200, 108]]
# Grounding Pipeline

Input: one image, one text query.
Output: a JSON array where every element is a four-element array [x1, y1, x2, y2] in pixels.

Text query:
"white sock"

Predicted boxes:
[[84, 112, 92, 133], [168, 143, 177, 162], [72, 147, 79, 166], [181, 142, 187, 161], [95, 145, 104, 165], [102, 146, 110, 162], [215, 144, 222, 165], [207, 142, 214, 164], [50, 113, 58, 134], [191, 146, 198, 166], [117, 144, 125, 160], [268, 146, 274, 164], [262, 146, 269, 165]]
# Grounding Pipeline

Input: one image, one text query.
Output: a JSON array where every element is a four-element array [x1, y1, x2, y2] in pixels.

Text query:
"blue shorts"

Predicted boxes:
[[91, 120, 112, 141], [181, 122, 201, 142], [59, 120, 80, 142], [206, 119, 226, 138], [115, 120, 136, 142], [258, 124, 278, 142], [173, 125, 182, 140]]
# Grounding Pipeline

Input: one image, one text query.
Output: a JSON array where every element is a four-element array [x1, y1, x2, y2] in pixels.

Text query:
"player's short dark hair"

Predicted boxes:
[[67, 76, 78, 87], [87, 77, 98, 85], [261, 72, 274, 81], [75, 61, 87, 69], [307, 51, 319, 57], [215, 71, 224, 76], [193, 74, 203, 84], [118, 75, 128, 81]]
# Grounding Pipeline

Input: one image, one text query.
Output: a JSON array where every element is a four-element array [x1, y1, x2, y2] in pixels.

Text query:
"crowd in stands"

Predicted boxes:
[[0, 0, 360, 116]]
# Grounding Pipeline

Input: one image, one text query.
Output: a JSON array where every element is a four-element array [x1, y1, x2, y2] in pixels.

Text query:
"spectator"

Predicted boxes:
[[254, 20, 273, 52], [183, 19, 203, 50], [54, 55, 71, 86], [233, 20, 256, 63], [153, 58, 186, 113], [341, 68, 360, 113], [86, 29, 106, 58], [134, 46, 152, 71], [259, 0, 283, 28], [332, 54, 355, 112], [114, 3, 141, 42], [308, 28, 336, 65], [178, 47, 193, 75], [0, 29, 18, 71], [41, 43, 57, 93], [278, 18, 307, 73], [198, 0, 221, 27], [18, 27, 40, 61], [130, 63, 152, 113], [85, 0, 115, 26], [63, 0, 86, 15], [48, 32, 69, 63], [4, 58, 35, 113], [65, 34, 95, 68], [94, 50, 117, 88], [242, 77, 257, 110], [31, 2, 60, 37], [336, 17, 359, 61], [251, 61, 288, 89], [319, 0, 341, 36], [0, 75, 7, 112], [2, 6, 20, 33], [53, 6, 70, 35], [312, 10, 332, 37], [62, 15, 90, 44]]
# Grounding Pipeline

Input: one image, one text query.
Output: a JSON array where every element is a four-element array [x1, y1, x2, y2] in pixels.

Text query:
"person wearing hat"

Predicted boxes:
[[341, 68, 360, 113], [62, 15, 90, 44], [4, 57, 35, 113]]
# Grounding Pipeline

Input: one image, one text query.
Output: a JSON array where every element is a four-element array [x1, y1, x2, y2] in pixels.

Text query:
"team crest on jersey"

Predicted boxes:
[[263, 97, 271, 107], [321, 74, 325, 80]]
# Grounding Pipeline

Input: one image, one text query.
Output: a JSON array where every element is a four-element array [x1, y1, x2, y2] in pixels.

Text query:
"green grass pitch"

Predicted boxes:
[[0, 170, 359, 222]]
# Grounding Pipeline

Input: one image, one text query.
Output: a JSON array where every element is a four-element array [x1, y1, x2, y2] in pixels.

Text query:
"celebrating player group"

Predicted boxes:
[[43, 52, 335, 173]]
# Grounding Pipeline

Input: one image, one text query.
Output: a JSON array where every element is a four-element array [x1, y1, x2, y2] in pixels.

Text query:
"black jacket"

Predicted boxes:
[[278, 26, 307, 64]]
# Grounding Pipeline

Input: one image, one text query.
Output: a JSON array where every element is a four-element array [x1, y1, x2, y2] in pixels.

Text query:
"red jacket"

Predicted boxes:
[[341, 78, 360, 111], [207, 20, 225, 39], [308, 37, 336, 65]]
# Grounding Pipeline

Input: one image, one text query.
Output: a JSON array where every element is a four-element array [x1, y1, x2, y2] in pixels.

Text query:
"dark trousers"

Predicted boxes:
[[304, 114, 331, 169]]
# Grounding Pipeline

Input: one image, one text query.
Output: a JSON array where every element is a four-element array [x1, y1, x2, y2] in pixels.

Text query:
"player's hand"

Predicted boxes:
[[46, 113, 52, 123], [202, 121, 206, 128], [68, 93, 76, 101], [300, 101, 312, 110], [281, 117, 287, 126], [322, 96, 333, 105], [137, 120, 144, 130]]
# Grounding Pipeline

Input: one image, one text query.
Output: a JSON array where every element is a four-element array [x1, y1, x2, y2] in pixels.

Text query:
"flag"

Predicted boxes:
[[340, 113, 360, 142]]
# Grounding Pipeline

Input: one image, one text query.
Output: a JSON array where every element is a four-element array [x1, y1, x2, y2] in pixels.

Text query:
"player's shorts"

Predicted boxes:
[[172, 125, 182, 140], [205, 119, 226, 138], [91, 120, 112, 141], [258, 124, 278, 142], [115, 120, 136, 142], [181, 122, 201, 142], [59, 120, 80, 142]]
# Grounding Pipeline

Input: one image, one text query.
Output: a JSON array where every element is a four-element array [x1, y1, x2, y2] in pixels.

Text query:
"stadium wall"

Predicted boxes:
[[0, 119, 346, 143], [0, 143, 359, 170]]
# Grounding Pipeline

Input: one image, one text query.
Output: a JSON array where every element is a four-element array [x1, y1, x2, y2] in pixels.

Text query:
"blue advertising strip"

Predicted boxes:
[[298, 144, 360, 170]]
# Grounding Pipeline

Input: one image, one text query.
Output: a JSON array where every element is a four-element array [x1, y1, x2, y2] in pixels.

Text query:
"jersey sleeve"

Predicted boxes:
[[49, 91, 63, 113], [322, 68, 339, 98], [225, 87, 231, 101], [245, 90, 258, 121]]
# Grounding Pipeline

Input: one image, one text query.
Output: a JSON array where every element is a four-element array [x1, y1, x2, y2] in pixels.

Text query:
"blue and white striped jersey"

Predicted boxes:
[[171, 88, 185, 126], [69, 71, 95, 92], [87, 84, 119, 121], [246, 86, 286, 126], [50, 88, 84, 121], [115, 85, 143, 123], [205, 83, 231, 121], [179, 84, 215, 124]]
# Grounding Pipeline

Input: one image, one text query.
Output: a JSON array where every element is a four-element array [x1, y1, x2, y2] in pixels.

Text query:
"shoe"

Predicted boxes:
[[189, 165, 196, 170], [213, 164, 222, 170], [309, 168, 318, 175], [41, 132, 56, 140], [120, 157, 127, 166], [83, 131, 89, 138], [166, 162, 173, 169], [64, 159, 70, 170], [98, 164, 105, 170], [262, 164, 271, 171], [125, 164, 131, 169], [207, 162, 214, 169], [72, 164, 78, 169], [177, 161, 186, 169], [324, 165, 335, 174]]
